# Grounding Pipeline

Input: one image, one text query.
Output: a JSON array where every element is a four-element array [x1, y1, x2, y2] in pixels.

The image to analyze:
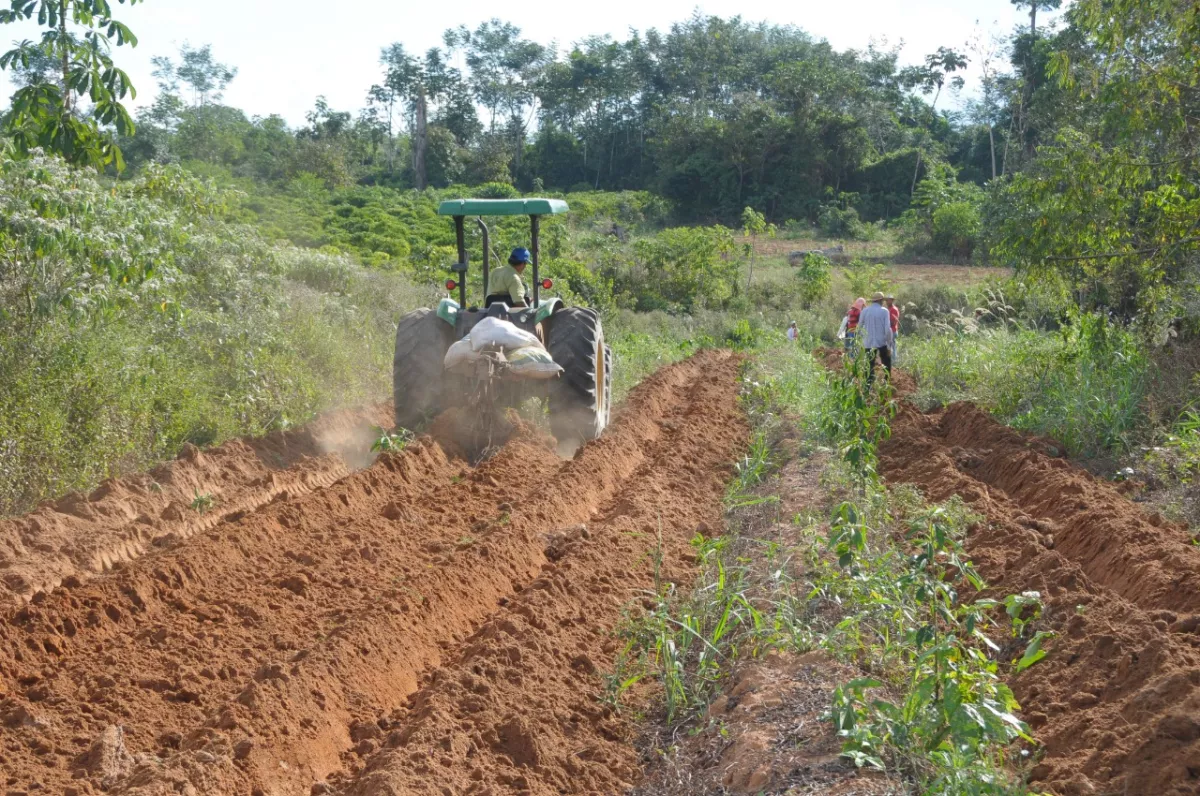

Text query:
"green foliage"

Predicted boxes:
[[899, 164, 985, 260], [371, 427, 414, 453], [190, 490, 214, 514], [842, 258, 891, 299], [0, 0, 142, 170], [0, 152, 431, 515], [931, 201, 981, 260], [904, 311, 1150, 457], [795, 253, 833, 308], [625, 225, 741, 312], [609, 340, 1039, 793], [818, 203, 868, 240], [818, 353, 897, 485], [823, 498, 1038, 792]]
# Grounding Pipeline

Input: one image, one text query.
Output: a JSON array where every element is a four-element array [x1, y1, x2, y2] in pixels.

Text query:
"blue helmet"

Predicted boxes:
[[509, 247, 532, 265]]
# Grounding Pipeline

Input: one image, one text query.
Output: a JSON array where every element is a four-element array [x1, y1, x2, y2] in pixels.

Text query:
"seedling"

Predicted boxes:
[[190, 491, 214, 514], [371, 427, 414, 453]]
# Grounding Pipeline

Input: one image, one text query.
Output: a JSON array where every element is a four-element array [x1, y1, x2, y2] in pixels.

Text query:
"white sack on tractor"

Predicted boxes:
[[443, 337, 487, 370], [469, 317, 541, 352]]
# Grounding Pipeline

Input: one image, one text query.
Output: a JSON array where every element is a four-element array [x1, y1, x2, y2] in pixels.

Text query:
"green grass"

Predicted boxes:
[[902, 314, 1150, 457]]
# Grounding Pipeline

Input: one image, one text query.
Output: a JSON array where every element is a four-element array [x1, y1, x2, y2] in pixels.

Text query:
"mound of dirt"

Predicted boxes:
[[881, 401, 1200, 796], [0, 350, 747, 796], [0, 403, 395, 608]]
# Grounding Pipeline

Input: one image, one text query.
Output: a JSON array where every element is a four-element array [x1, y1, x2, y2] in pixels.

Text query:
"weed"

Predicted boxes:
[[190, 491, 215, 514], [371, 427, 414, 454]]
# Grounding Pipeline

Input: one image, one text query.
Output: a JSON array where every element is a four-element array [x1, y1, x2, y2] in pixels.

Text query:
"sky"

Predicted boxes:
[[1, 0, 1062, 127]]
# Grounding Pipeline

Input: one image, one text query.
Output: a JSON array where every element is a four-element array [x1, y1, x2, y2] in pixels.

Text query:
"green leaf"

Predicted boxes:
[[1016, 632, 1054, 673]]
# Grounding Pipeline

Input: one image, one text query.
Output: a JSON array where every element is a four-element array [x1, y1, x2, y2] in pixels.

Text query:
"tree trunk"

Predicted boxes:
[[989, 125, 997, 180], [59, 0, 70, 112], [910, 148, 923, 195], [911, 88, 941, 196], [413, 90, 428, 190], [1030, 5, 1037, 36]]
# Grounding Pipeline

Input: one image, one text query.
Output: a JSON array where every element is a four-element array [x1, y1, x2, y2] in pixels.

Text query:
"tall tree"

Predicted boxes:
[[372, 43, 467, 188], [0, 0, 142, 169], [1012, 0, 1062, 37], [151, 43, 236, 107], [445, 19, 548, 177], [902, 47, 968, 194]]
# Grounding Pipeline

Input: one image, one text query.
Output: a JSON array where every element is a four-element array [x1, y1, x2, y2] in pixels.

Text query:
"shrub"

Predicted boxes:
[[796, 253, 833, 307], [818, 203, 867, 239], [474, 181, 521, 199], [931, 201, 981, 262], [841, 258, 891, 299], [0, 152, 430, 514]]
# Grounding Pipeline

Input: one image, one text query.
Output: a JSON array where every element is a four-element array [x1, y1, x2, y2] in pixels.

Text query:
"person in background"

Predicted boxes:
[[885, 295, 900, 363], [486, 247, 532, 308], [787, 320, 799, 342], [844, 297, 865, 356], [859, 291, 894, 386]]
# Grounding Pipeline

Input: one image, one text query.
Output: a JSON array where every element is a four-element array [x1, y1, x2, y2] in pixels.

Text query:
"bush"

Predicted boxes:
[[931, 201, 981, 261], [817, 203, 867, 239], [0, 153, 430, 514], [796, 253, 833, 307], [624, 225, 741, 312], [474, 181, 521, 199], [841, 258, 890, 299], [904, 312, 1150, 457]]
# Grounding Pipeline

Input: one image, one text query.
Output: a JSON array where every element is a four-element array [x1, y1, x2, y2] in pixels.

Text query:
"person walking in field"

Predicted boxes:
[[787, 320, 799, 342], [843, 297, 865, 356], [885, 294, 900, 363], [860, 291, 893, 386]]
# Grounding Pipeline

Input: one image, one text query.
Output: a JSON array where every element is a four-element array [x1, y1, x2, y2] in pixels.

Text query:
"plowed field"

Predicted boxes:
[[0, 350, 747, 796], [881, 401, 1200, 796]]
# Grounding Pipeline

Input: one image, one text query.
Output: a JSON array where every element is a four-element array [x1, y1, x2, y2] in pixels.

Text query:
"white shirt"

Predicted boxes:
[[787, 326, 798, 341], [859, 303, 894, 350]]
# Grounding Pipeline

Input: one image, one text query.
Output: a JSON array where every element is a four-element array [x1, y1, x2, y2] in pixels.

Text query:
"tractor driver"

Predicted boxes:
[[486, 247, 532, 308]]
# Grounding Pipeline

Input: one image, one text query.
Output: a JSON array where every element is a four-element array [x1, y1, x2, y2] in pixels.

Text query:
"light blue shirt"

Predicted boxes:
[[859, 302, 893, 350]]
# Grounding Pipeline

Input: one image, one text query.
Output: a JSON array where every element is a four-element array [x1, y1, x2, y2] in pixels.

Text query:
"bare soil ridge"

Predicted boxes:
[[0, 403, 394, 607], [0, 349, 747, 796], [881, 400, 1200, 796]]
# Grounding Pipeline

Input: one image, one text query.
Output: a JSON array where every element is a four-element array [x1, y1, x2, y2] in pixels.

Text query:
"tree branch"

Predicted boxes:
[[1043, 236, 1200, 262]]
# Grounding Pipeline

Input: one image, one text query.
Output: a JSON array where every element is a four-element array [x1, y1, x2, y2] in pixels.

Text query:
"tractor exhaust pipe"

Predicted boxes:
[[476, 217, 490, 300]]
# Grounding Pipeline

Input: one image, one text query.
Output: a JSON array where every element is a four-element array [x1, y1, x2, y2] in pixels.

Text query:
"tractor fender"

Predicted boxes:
[[533, 297, 563, 325], [436, 297, 460, 326]]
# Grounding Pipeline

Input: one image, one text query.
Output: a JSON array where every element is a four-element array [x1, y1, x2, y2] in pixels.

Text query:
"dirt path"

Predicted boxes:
[[881, 401, 1200, 796], [0, 403, 393, 607], [0, 350, 747, 796]]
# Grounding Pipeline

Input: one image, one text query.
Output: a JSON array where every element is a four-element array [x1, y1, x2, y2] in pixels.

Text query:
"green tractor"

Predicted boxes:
[[392, 198, 612, 450]]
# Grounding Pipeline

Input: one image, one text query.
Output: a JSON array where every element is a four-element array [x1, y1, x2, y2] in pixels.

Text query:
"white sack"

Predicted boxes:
[[469, 317, 542, 352]]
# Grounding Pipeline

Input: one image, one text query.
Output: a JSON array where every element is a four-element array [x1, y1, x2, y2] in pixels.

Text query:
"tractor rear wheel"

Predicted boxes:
[[545, 307, 609, 450], [393, 308, 457, 431]]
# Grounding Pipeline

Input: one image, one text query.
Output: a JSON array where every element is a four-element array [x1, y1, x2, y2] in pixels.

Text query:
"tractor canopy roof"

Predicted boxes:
[[436, 198, 570, 217]]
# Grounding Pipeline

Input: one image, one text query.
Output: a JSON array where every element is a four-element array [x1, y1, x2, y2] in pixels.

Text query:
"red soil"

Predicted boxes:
[[881, 401, 1200, 796], [0, 350, 747, 796], [0, 403, 394, 607]]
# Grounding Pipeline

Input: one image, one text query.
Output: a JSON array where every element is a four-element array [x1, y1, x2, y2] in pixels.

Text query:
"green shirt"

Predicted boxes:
[[489, 264, 526, 304]]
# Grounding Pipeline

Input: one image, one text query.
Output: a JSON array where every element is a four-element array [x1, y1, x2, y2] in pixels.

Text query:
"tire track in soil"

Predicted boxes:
[[881, 401, 1200, 796], [0, 350, 746, 796], [0, 403, 395, 607]]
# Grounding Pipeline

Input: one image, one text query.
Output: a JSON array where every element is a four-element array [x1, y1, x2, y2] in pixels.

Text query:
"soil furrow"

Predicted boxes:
[[334, 351, 747, 796], [0, 403, 394, 607], [0, 350, 746, 796], [881, 401, 1200, 796]]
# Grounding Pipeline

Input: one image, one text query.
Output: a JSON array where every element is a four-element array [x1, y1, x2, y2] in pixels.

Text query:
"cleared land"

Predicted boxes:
[[0, 349, 1195, 796]]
